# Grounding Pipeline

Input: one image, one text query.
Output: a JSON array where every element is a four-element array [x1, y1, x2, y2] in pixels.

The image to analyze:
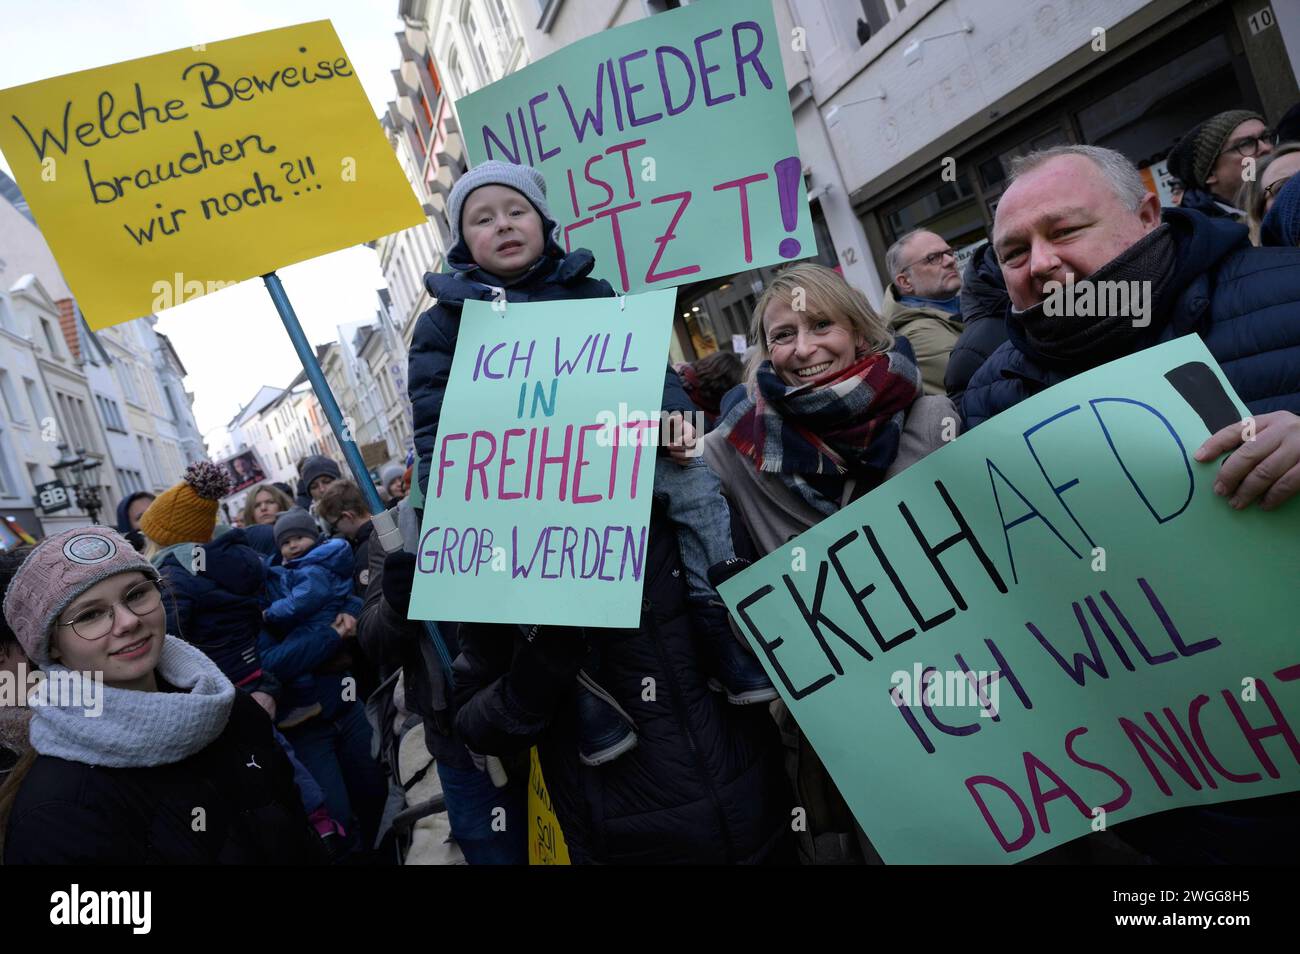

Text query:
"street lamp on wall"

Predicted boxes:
[[825, 89, 888, 128], [902, 20, 974, 67], [51, 444, 103, 526]]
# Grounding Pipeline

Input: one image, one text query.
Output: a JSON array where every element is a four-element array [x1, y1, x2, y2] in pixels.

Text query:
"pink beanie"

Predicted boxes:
[[2, 526, 160, 668]]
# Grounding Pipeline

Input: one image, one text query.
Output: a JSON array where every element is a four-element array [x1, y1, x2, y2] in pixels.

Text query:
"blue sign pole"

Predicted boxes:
[[261, 271, 453, 679]]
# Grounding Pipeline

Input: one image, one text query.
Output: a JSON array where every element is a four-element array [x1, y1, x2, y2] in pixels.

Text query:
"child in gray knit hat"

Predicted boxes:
[[408, 160, 776, 767]]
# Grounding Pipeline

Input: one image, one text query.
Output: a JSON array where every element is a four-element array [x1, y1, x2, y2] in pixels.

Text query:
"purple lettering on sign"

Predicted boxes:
[[694, 29, 735, 107]]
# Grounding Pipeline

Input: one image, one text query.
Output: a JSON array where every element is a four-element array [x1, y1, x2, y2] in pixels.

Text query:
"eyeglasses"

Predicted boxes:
[[1263, 175, 1294, 201], [1220, 130, 1274, 160], [899, 248, 956, 272], [58, 580, 163, 642]]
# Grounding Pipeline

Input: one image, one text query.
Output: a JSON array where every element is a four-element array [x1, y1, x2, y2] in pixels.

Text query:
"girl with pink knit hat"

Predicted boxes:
[[0, 524, 324, 863]]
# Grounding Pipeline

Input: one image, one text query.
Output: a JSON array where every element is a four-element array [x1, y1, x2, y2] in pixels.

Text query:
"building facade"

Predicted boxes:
[[380, 0, 533, 348], [0, 170, 207, 538]]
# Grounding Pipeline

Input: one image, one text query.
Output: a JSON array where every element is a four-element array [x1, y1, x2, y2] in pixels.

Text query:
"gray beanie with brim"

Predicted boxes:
[[447, 160, 562, 252], [274, 508, 320, 548]]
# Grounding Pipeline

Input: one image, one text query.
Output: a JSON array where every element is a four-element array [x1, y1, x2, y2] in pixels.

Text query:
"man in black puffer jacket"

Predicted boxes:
[[963, 145, 1300, 433], [452, 501, 794, 865], [944, 241, 1010, 405]]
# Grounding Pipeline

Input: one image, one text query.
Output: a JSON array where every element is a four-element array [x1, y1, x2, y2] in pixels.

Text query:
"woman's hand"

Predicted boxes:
[[331, 613, 358, 638], [1195, 411, 1300, 511]]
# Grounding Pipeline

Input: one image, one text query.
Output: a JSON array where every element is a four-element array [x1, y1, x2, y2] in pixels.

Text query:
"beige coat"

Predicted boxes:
[[882, 287, 965, 397]]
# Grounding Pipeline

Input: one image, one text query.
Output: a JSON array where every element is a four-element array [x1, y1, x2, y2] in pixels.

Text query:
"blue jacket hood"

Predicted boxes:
[[284, 536, 353, 576], [115, 491, 155, 534]]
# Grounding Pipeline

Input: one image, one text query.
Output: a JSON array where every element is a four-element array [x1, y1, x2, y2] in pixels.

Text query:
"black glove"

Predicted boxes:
[[509, 625, 588, 715], [381, 550, 417, 617]]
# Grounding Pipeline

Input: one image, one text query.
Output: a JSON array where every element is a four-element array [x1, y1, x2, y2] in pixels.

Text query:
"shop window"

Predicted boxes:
[[882, 170, 983, 249], [1074, 34, 1246, 165]]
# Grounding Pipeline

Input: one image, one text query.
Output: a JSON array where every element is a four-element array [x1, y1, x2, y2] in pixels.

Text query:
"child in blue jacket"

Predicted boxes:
[[260, 507, 384, 852], [407, 161, 774, 767], [261, 508, 364, 726]]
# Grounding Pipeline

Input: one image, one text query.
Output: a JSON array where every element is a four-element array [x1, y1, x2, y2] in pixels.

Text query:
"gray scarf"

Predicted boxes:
[[30, 635, 235, 768]]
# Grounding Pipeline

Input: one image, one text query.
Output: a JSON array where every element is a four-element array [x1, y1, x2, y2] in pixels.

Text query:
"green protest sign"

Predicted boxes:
[[455, 0, 813, 294], [410, 291, 675, 627], [716, 336, 1300, 864]]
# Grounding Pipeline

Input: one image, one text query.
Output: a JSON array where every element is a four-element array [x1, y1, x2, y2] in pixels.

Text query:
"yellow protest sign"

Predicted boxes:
[[527, 747, 571, 865], [0, 21, 425, 330]]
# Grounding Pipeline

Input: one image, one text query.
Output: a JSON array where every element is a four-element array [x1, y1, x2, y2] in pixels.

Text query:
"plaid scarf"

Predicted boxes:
[[714, 340, 922, 514]]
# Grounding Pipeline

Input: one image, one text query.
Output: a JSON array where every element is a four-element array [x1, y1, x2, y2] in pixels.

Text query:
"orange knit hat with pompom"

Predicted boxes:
[[138, 460, 231, 547]]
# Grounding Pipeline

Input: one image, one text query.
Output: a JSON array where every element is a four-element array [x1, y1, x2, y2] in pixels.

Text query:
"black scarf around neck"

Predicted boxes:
[[1014, 224, 1179, 366]]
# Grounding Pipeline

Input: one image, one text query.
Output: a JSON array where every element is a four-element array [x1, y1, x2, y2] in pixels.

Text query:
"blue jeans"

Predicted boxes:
[[285, 702, 387, 851], [654, 455, 735, 601], [273, 727, 326, 815], [436, 760, 528, 865]]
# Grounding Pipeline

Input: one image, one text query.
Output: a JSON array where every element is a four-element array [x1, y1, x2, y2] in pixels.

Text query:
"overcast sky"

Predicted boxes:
[[0, 0, 412, 444]]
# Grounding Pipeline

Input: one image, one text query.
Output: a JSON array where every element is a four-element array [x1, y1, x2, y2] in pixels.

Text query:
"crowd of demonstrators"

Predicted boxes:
[[881, 229, 966, 395], [140, 462, 349, 857], [6, 101, 1300, 867], [260, 506, 386, 855], [676, 349, 744, 433], [0, 526, 325, 864]]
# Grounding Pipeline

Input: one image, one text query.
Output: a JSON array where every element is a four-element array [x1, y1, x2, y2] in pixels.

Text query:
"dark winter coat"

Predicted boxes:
[[348, 519, 375, 596], [945, 241, 1010, 405], [1176, 187, 1239, 219], [961, 207, 1300, 429], [3, 692, 324, 865], [408, 230, 694, 497], [243, 522, 278, 559], [155, 529, 267, 689], [452, 503, 792, 865]]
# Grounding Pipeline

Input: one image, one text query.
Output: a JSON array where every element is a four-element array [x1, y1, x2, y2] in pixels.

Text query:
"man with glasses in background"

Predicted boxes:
[[882, 229, 966, 395], [1166, 109, 1273, 219]]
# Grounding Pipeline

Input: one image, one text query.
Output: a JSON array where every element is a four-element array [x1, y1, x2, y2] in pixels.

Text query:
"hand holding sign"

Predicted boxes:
[[717, 337, 1300, 864], [410, 291, 675, 628], [1195, 410, 1300, 511], [0, 21, 424, 329]]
